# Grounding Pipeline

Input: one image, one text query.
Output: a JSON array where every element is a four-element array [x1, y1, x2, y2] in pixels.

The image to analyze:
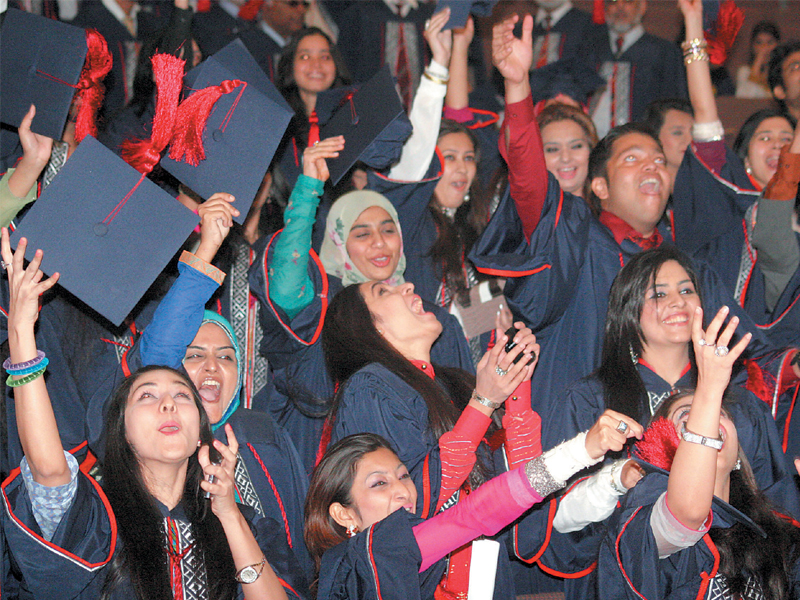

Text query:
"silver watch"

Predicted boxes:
[[471, 389, 502, 410], [235, 556, 266, 584], [680, 423, 723, 450]]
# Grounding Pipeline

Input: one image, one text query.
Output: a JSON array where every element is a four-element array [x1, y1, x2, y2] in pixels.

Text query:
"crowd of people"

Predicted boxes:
[[3, 0, 800, 599]]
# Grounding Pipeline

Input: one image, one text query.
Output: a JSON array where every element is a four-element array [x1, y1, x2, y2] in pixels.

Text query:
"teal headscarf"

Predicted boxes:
[[186, 310, 243, 431]]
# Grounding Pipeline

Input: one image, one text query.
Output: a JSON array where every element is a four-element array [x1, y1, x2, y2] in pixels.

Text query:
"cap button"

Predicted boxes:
[[93, 223, 109, 237], [212, 129, 224, 142]]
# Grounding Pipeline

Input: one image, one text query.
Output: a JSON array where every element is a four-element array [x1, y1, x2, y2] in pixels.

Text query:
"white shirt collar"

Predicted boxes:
[[218, 0, 240, 19], [101, 0, 140, 29], [608, 23, 644, 55], [259, 18, 288, 47], [536, 2, 573, 27]]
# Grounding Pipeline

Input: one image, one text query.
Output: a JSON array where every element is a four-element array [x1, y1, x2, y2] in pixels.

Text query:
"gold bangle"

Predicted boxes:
[[422, 69, 449, 86], [684, 49, 710, 65], [681, 37, 707, 52]]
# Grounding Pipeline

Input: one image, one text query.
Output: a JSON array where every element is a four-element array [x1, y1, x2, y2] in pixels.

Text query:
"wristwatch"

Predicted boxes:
[[471, 389, 502, 410], [235, 556, 266, 584], [680, 423, 723, 450]]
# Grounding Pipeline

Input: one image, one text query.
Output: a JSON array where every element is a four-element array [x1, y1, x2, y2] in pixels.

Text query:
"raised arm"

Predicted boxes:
[[663, 307, 750, 539], [387, 8, 452, 182], [492, 13, 548, 239], [680, 0, 719, 128], [445, 17, 473, 112], [2, 228, 62, 485], [267, 136, 343, 320]]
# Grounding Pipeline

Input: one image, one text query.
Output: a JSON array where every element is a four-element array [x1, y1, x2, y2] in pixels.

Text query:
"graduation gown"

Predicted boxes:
[[248, 230, 474, 470], [530, 7, 594, 67], [1, 464, 306, 599], [596, 468, 799, 599], [469, 175, 784, 466]]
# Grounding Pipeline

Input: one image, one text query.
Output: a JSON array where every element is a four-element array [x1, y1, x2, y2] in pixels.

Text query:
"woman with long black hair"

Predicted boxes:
[[1, 229, 300, 599]]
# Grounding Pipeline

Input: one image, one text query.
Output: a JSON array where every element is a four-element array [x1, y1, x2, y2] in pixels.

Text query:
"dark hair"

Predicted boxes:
[[651, 391, 800, 600], [587, 122, 663, 213], [100, 366, 236, 600], [768, 40, 800, 103], [321, 285, 483, 482], [597, 247, 703, 422], [276, 27, 351, 148], [429, 120, 490, 300], [304, 433, 395, 563], [642, 98, 694, 140], [748, 21, 781, 65], [538, 103, 600, 148], [732, 108, 796, 164]]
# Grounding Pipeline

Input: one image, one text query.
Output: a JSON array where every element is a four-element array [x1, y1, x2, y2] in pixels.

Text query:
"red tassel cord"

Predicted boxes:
[[238, 0, 264, 21], [592, 0, 605, 25], [73, 29, 112, 144], [120, 53, 185, 174], [705, 0, 744, 66], [196, 0, 211, 12], [633, 417, 681, 471], [169, 79, 246, 166]]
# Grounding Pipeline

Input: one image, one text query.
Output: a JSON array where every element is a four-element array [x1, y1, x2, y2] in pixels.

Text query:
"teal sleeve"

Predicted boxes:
[[269, 175, 325, 320]]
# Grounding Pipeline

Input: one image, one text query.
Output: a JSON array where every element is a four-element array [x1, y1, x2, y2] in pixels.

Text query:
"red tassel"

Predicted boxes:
[[121, 53, 185, 174], [169, 79, 246, 166], [705, 0, 744, 66], [634, 417, 681, 471], [196, 0, 211, 12], [74, 29, 112, 144], [592, 0, 605, 25], [744, 358, 774, 406], [238, 0, 264, 21]]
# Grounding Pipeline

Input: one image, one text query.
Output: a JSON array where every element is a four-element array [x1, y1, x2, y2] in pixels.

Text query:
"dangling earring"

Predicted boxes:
[[346, 524, 358, 538], [629, 344, 639, 365], [377, 328, 383, 335], [463, 190, 470, 204], [733, 458, 742, 471]]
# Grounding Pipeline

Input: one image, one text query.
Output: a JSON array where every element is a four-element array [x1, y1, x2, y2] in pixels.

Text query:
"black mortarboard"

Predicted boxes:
[[318, 66, 412, 185], [0, 9, 88, 140], [529, 58, 606, 106], [160, 47, 293, 224], [437, 0, 499, 30], [11, 136, 198, 326]]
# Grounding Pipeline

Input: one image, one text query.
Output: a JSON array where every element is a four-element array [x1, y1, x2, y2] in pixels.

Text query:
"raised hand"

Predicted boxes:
[[691, 306, 751, 395], [1, 228, 59, 333], [584, 409, 643, 460], [492, 14, 534, 88], [474, 323, 538, 408], [8, 105, 54, 199], [302, 135, 344, 182], [195, 193, 239, 263], [198, 424, 241, 521], [424, 7, 453, 68]]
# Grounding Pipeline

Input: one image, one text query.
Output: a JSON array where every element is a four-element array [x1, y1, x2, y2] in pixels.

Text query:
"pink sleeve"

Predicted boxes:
[[498, 94, 549, 241], [437, 405, 492, 511], [413, 465, 543, 571], [692, 140, 727, 176], [443, 106, 474, 124]]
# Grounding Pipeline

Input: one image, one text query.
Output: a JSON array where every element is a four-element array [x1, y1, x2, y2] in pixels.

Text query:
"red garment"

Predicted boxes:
[[502, 382, 542, 469], [437, 406, 491, 512], [498, 94, 549, 241], [598, 210, 664, 249]]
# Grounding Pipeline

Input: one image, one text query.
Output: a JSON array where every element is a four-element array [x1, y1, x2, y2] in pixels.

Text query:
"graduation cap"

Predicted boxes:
[[436, 0, 499, 30], [10, 136, 199, 326], [160, 46, 293, 224], [0, 9, 112, 142], [318, 66, 413, 185], [529, 58, 606, 106]]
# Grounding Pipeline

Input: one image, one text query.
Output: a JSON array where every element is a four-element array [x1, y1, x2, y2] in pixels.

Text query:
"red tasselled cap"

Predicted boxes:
[[238, 0, 264, 21], [73, 29, 112, 145], [593, 0, 605, 24], [168, 79, 247, 166], [743, 357, 775, 406], [633, 417, 682, 471], [120, 53, 185, 174], [705, 0, 744, 66]]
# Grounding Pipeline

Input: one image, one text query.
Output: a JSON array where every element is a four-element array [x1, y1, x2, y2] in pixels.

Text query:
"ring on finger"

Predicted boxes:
[[714, 345, 729, 357], [698, 338, 710, 347], [495, 365, 508, 377], [616, 420, 628, 433], [0, 260, 6, 270], [425, 18, 431, 29]]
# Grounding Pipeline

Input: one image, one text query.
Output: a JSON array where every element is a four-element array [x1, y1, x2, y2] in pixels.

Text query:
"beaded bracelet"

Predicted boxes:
[[6, 365, 46, 388], [3, 350, 45, 373], [7, 357, 49, 377]]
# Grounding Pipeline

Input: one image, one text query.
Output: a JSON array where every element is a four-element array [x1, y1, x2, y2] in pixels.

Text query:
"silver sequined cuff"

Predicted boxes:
[[525, 455, 565, 498]]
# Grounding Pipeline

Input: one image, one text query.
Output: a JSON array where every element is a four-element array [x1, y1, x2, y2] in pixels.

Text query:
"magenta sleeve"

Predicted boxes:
[[413, 465, 543, 571]]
